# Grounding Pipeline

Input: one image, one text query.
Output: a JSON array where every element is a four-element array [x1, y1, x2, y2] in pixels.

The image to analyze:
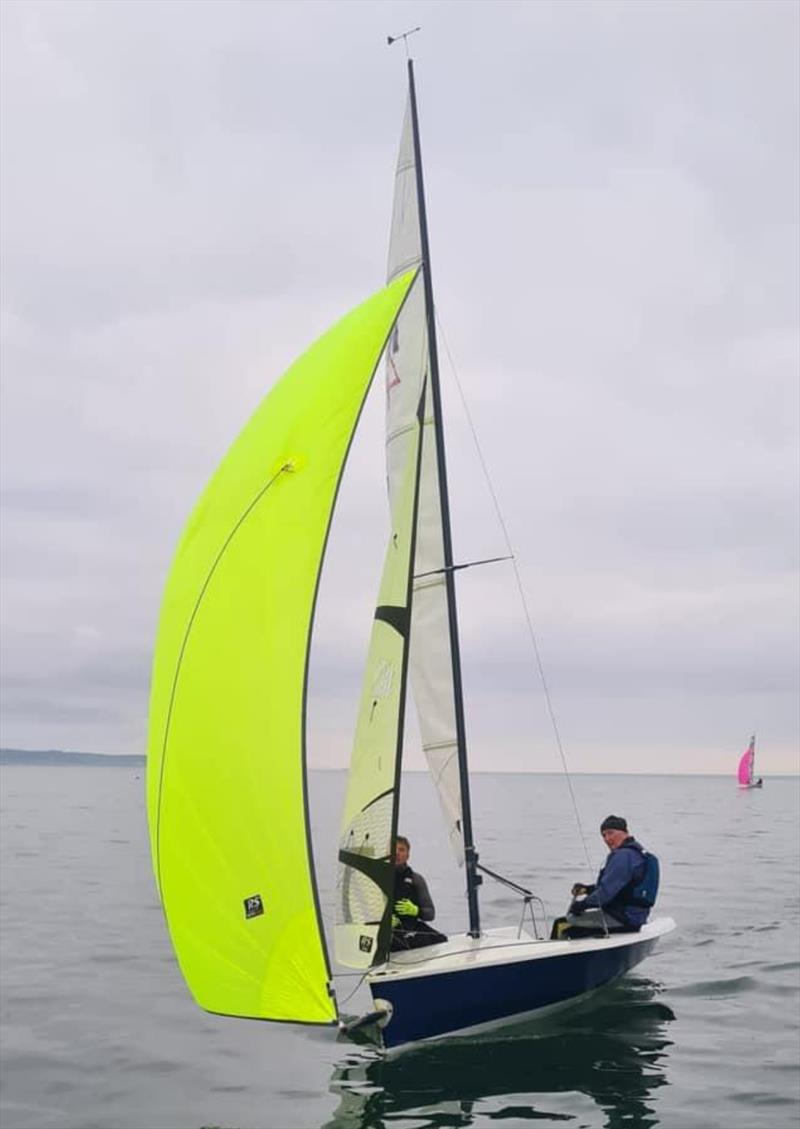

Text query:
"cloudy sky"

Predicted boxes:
[[1, 0, 798, 775]]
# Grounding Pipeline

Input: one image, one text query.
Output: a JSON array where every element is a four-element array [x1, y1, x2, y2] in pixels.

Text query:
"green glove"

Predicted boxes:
[[391, 914, 400, 928], [394, 898, 419, 918]]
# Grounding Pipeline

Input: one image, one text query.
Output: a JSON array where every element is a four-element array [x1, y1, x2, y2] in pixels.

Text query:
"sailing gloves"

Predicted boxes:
[[394, 898, 419, 918], [569, 899, 587, 916], [391, 914, 401, 928]]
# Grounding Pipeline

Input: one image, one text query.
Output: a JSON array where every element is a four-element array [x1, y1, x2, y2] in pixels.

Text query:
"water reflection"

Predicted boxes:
[[325, 978, 675, 1129]]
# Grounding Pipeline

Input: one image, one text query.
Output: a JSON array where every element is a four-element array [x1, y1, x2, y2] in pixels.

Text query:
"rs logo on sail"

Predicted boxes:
[[244, 895, 264, 919]]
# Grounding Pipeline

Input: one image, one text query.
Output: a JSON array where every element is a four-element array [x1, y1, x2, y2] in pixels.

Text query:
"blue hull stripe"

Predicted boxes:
[[371, 937, 657, 1048]]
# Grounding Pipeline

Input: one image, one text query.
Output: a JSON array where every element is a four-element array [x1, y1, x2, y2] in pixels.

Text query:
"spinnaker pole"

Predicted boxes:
[[406, 58, 481, 937]]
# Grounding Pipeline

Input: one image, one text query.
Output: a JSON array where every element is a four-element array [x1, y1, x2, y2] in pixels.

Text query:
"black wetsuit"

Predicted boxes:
[[391, 864, 448, 951]]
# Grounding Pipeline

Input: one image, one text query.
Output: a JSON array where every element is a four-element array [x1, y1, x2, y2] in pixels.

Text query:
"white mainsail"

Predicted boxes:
[[386, 100, 464, 862]]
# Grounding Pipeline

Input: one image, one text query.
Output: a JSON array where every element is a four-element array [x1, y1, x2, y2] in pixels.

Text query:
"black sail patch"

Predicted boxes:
[[244, 894, 264, 919], [374, 604, 409, 637]]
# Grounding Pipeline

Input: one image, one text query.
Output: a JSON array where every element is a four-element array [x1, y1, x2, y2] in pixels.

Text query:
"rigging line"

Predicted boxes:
[[474, 863, 548, 932], [475, 861, 532, 897], [336, 971, 370, 1006], [434, 310, 597, 875]]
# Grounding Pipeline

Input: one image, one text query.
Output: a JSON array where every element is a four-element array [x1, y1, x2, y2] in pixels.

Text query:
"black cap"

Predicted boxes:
[[600, 814, 628, 833]]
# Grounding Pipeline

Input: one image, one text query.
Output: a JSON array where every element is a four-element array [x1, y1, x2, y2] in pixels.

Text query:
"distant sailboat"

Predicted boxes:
[[737, 735, 763, 788]]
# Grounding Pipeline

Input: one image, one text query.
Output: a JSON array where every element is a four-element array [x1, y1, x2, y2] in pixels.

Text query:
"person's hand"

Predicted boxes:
[[391, 913, 400, 928], [569, 899, 586, 916], [394, 898, 419, 918], [571, 883, 587, 897]]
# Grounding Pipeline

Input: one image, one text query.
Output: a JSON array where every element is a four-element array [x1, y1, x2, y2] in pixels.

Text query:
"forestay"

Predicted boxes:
[[147, 271, 416, 1024], [385, 97, 465, 862]]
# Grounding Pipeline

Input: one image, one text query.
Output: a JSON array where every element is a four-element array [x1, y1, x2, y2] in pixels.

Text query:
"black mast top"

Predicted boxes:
[[406, 58, 481, 937]]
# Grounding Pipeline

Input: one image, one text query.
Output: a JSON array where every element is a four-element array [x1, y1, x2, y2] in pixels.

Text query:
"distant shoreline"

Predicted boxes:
[[0, 749, 146, 767], [0, 749, 796, 776]]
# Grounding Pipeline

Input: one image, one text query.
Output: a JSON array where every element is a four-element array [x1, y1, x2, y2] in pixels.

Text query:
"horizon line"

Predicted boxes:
[[1, 749, 797, 778]]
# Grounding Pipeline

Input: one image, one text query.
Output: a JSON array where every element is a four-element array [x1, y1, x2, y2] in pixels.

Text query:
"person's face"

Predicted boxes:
[[601, 828, 627, 851], [394, 841, 409, 866]]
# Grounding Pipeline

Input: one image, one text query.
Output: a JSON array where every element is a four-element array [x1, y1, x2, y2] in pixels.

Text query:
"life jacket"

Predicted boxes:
[[623, 842, 660, 908]]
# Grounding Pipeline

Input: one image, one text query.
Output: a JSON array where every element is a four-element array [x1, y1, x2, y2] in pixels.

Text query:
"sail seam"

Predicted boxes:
[[412, 574, 445, 592], [360, 786, 395, 814], [154, 462, 292, 895], [387, 415, 434, 445], [389, 255, 422, 281]]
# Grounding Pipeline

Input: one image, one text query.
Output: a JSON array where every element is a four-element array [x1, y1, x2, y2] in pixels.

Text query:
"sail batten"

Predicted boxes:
[[147, 270, 417, 1024]]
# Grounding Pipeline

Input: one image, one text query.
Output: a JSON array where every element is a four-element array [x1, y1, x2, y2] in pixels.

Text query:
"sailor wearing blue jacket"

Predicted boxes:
[[557, 814, 658, 938]]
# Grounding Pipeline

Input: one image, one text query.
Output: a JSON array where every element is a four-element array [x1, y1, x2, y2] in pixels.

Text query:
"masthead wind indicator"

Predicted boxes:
[[387, 27, 421, 54]]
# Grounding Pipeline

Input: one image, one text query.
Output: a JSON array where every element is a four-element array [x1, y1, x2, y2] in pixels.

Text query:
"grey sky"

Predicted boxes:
[[1, 0, 798, 774]]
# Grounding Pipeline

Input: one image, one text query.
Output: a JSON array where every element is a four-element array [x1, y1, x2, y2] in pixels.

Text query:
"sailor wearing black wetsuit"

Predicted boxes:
[[391, 835, 448, 951]]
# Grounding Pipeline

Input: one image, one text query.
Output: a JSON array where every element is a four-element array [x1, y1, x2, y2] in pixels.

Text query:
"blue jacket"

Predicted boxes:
[[582, 837, 651, 928]]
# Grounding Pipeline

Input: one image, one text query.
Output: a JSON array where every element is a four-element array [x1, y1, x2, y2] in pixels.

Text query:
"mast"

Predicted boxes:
[[406, 58, 481, 936]]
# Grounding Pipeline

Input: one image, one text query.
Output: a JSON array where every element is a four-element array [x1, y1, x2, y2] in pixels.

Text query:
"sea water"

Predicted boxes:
[[1, 765, 798, 1129]]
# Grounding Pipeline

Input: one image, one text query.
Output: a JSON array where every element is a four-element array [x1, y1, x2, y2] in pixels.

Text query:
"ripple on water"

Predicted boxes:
[[730, 1091, 799, 1107], [119, 1059, 183, 1075], [766, 1062, 800, 1075], [759, 980, 800, 997], [4, 993, 55, 1006], [280, 1089, 329, 1100], [669, 975, 757, 998]]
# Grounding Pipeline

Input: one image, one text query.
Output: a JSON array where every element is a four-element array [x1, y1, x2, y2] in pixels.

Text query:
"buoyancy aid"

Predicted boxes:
[[624, 842, 660, 908], [593, 838, 658, 926]]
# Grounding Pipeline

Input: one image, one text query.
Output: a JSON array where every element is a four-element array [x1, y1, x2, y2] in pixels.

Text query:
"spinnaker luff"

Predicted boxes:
[[147, 269, 417, 1024]]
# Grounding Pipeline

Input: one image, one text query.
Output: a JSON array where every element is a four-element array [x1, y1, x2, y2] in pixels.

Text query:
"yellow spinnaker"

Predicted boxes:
[[147, 270, 416, 1024]]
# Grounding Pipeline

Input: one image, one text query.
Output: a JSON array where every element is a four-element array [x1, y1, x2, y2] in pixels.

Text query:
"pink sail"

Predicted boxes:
[[737, 737, 755, 787]]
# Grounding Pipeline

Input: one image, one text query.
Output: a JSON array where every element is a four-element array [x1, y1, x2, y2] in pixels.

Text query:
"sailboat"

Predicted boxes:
[[737, 735, 763, 788], [146, 58, 675, 1052]]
